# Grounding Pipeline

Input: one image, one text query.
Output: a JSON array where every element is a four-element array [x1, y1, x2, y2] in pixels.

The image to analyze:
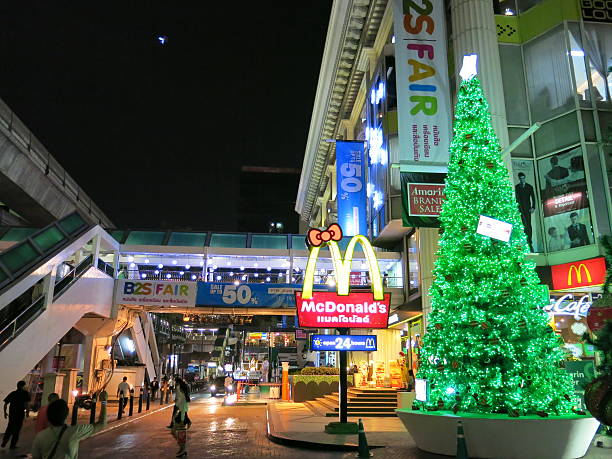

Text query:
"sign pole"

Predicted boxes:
[[338, 327, 349, 424]]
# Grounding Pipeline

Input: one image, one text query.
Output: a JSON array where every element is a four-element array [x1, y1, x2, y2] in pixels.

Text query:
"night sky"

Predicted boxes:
[[0, 2, 332, 230]]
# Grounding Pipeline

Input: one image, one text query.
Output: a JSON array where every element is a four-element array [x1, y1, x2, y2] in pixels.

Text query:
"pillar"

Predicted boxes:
[[42, 373, 65, 407], [450, 0, 511, 170], [61, 368, 79, 404], [418, 228, 440, 328]]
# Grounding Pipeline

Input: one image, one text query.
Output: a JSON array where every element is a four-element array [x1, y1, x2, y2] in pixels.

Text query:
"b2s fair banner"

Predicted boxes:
[[393, 0, 450, 172], [295, 291, 391, 328], [115, 279, 197, 307]]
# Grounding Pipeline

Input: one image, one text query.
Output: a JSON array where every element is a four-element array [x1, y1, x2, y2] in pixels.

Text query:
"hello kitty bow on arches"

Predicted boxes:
[[307, 224, 343, 247]]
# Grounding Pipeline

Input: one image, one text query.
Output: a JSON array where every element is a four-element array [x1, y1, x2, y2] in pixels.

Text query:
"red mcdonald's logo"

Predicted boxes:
[[551, 257, 606, 290]]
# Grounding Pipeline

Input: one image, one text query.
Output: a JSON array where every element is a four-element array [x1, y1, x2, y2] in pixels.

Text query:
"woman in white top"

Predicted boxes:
[[172, 378, 191, 458]]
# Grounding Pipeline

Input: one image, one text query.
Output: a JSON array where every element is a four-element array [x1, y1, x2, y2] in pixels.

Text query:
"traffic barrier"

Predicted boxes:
[[89, 396, 97, 424], [118, 390, 124, 419], [356, 418, 372, 458], [138, 388, 143, 413], [71, 401, 78, 426], [129, 389, 134, 416], [456, 420, 469, 459]]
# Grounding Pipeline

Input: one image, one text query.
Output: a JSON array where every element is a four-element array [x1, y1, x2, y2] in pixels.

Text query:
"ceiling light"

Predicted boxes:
[[172, 260, 177, 265], [129, 262, 135, 268], [141, 273, 147, 279], [241, 275, 247, 281], [267, 266, 271, 271], [265, 277, 270, 282], [179, 271, 184, 275], [254, 273, 259, 278], [154, 270, 159, 275], [216, 275, 222, 281], [191, 275, 197, 280], [127, 256, 134, 262], [166, 274, 171, 279], [185, 264, 191, 270], [144, 258, 150, 264], [158, 264, 164, 269], [199, 260, 204, 266], [254, 263, 258, 267], [240, 266, 245, 271]]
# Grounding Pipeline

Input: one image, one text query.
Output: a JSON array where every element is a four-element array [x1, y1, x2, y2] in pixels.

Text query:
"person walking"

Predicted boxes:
[[2, 380, 30, 450], [150, 377, 159, 401], [31, 390, 108, 458], [116, 377, 131, 414], [35, 393, 59, 434], [171, 377, 191, 458]]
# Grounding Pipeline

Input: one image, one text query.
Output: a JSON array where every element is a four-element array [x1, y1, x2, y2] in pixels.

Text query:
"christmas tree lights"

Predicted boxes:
[[416, 56, 574, 416]]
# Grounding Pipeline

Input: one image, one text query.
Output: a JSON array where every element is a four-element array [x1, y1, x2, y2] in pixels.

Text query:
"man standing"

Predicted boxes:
[[2, 380, 30, 450], [116, 377, 131, 414], [515, 172, 536, 251], [150, 377, 159, 401], [567, 212, 590, 248]]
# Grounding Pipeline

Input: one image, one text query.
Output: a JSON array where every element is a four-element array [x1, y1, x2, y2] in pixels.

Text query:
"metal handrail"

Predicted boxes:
[[0, 98, 112, 227], [97, 258, 115, 277]]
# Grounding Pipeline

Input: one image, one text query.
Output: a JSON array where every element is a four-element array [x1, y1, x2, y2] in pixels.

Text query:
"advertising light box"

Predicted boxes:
[[310, 334, 377, 352], [476, 215, 513, 242], [295, 291, 391, 329]]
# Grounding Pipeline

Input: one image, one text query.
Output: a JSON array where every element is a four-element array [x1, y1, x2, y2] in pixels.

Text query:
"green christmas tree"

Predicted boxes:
[[416, 57, 574, 416]]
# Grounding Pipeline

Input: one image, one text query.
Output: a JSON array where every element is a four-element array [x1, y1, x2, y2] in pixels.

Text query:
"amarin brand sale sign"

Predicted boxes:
[[296, 224, 391, 329]]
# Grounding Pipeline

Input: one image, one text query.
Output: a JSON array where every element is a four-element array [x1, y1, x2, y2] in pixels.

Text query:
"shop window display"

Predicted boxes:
[[537, 147, 595, 252], [583, 22, 612, 107]]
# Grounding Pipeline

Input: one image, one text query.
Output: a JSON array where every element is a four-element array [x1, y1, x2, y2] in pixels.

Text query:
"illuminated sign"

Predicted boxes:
[[407, 183, 445, 217], [311, 334, 377, 351], [543, 294, 594, 320], [297, 224, 390, 329], [581, 0, 612, 23], [476, 215, 513, 242], [415, 378, 428, 402], [336, 141, 367, 236], [115, 279, 197, 307], [551, 257, 606, 290]]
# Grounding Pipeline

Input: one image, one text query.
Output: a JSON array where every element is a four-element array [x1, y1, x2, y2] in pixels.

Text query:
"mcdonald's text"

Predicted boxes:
[[295, 291, 391, 329], [551, 257, 606, 290]]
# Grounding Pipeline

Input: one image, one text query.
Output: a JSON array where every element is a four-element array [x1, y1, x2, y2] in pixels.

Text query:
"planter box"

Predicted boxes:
[[291, 375, 354, 402], [396, 409, 599, 459]]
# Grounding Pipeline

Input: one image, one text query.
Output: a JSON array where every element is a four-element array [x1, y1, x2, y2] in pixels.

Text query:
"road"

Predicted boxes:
[[79, 395, 353, 459]]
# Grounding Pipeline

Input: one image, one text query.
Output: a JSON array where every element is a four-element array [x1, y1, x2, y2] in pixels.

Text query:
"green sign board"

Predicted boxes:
[[565, 360, 596, 409]]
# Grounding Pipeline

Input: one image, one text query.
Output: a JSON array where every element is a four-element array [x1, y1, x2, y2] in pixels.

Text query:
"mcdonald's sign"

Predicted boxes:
[[551, 257, 606, 290], [295, 224, 391, 329]]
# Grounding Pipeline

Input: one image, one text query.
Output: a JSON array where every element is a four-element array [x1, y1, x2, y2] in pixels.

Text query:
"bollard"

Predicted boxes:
[[118, 390, 124, 420], [456, 420, 469, 459], [71, 401, 79, 426], [89, 396, 97, 424], [138, 388, 143, 413], [160, 389, 164, 405], [146, 389, 151, 410], [356, 418, 372, 458], [165, 388, 170, 404], [129, 389, 134, 416]]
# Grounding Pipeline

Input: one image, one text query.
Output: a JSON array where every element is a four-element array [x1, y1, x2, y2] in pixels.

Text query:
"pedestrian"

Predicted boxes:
[[150, 377, 159, 401], [31, 390, 108, 459], [35, 393, 59, 434], [171, 377, 191, 458], [167, 377, 191, 429], [116, 377, 131, 414], [2, 380, 30, 450]]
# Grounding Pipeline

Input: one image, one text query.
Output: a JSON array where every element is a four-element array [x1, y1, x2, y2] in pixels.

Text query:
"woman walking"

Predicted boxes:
[[171, 377, 191, 457]]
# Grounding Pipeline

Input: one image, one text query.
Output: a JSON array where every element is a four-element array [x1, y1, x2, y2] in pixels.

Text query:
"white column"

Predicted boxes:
[[418, 228, 439, 328], [451, 0, 512, 170]]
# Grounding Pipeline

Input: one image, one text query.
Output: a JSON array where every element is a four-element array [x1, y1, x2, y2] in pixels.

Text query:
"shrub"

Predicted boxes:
[[300, 367, 340, 375]]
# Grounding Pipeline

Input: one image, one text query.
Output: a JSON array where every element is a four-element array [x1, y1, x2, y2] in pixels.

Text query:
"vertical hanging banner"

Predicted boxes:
[[393, 0, 451, 172], [336, 141, 367, 236]]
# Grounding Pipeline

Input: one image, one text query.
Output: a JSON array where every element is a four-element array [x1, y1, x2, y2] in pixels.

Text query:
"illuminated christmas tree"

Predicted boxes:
[[416, 56, 574, 416]]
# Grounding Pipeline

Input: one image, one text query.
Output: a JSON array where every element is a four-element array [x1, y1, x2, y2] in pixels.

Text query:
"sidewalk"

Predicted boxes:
[[0, 399, 174, 458], [266, 401, 410, 451]]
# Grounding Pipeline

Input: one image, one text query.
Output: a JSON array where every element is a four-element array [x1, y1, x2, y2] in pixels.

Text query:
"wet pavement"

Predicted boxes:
[[78, 395, 438, 459]]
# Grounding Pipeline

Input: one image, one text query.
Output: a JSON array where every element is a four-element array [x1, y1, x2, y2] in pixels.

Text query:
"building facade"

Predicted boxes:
[[296, 0, 611, 367]]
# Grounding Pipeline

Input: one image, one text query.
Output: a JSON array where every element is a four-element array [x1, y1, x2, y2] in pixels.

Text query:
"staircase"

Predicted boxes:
[[307, 387, 399, 417]]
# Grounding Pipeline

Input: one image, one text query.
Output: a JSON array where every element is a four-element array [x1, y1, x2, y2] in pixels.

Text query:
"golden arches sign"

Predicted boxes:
[[301, 234, 384, 301], [567, 264, 592, 286]]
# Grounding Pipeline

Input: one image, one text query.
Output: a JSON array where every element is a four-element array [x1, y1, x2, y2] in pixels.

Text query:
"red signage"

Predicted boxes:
[[543, 191, 588, 217], [407, 183, 445, 217], [551, 257, 606, 290], [295, 291, 391, 329]]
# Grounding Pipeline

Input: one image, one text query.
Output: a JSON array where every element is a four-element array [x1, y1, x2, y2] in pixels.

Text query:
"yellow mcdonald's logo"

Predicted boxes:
[[302, 233, 384, 301], [567, 263, 592, 286]]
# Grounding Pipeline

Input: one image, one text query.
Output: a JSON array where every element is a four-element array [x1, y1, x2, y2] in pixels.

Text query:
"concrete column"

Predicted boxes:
[[42, 373, 65, 407], [418, 228, 440, 328], [61, 368, 79, 404], [451, 0, 511, 170], [91, 234, 101, 266]]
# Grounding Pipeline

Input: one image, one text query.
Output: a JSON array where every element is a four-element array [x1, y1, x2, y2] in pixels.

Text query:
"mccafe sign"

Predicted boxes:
[[543, 293, 599, 320], [551, 257, 606, 290], [295, 224, 390, 329]]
